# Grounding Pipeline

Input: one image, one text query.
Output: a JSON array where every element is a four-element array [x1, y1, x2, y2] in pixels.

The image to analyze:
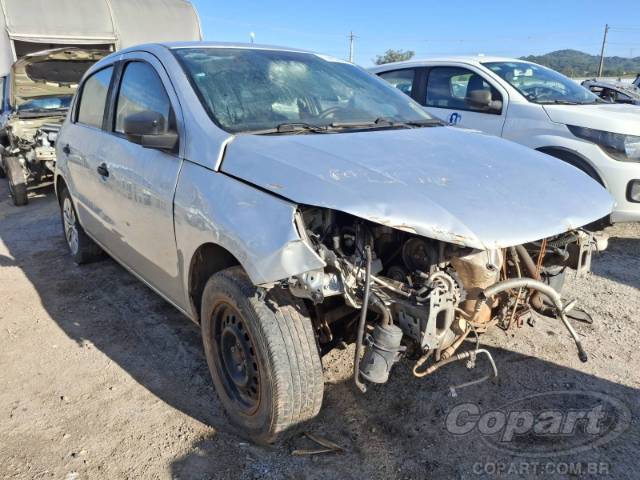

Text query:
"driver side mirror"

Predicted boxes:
[[123, 111, 178, 151], [466, 90, 503, 113]]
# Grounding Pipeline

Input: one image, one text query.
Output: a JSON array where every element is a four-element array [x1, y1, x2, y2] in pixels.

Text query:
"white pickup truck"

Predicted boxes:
[[371, 57, 640, 223]]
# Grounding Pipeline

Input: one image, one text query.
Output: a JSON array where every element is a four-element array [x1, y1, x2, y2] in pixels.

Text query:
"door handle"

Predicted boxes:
[[97, 163, 109, 178], [62, 144, 71, 156]]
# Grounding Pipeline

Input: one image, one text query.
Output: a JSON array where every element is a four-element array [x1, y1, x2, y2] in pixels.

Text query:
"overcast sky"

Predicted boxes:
[[190, 0, 640, 66]]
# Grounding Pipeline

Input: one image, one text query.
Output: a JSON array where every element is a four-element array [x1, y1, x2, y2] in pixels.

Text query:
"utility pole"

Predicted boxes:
[[597, 24, 609, 78], [348, 31, 356, 63]]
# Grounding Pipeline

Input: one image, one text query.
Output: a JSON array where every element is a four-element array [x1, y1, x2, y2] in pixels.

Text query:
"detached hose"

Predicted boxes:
[[481, 278, 588, 363], [354, 245, 372, 393]]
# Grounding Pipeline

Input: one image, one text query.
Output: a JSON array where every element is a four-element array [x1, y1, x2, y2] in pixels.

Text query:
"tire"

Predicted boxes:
[[201, 267, 324, 444], [59, 187, 104, 264], [5, 156, 28, 206]]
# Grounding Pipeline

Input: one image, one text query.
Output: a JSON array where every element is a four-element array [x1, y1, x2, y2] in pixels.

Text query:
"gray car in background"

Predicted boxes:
[[581, 79, 640, 105], [54, 42, 612, 443]]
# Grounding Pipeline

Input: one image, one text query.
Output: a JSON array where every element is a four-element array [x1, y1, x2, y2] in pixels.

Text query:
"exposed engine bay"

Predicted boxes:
[[288, 207, 598, 393], [0, 47, 108, 205], [1, 116, 61, 182]]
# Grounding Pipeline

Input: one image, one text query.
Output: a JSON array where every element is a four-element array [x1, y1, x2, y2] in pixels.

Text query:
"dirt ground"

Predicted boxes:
[[1, 181, 639, 480]]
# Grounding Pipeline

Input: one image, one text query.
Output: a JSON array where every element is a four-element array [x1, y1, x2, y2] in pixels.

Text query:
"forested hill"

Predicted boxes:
[[521, 49, 640, 77]]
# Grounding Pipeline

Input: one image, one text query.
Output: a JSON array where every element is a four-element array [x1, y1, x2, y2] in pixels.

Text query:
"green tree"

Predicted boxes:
[[374, 49, 415, 65]]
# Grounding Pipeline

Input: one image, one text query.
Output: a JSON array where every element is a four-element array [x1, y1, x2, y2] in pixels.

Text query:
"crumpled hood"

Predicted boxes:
[[221, 126, 614, 250], [543, 103, 640, 135], [11, 47, 108, 107]]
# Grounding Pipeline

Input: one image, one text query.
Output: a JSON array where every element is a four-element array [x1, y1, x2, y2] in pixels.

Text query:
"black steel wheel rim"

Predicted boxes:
[[212, 302, 261, 414]]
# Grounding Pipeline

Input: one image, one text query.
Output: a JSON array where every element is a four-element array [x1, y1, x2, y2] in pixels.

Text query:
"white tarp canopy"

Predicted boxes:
[[0, 0, 201, 76]]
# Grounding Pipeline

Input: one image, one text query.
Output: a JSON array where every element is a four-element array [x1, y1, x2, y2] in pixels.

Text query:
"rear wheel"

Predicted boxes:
[[5, 156, 27, 206], [201, 267, 324, 444], [59, 187, 103, 264]]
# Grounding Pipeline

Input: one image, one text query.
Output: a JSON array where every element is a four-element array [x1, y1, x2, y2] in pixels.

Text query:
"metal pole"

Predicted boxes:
[[597, 24, 609, 78], [348, 31, 355, 63]]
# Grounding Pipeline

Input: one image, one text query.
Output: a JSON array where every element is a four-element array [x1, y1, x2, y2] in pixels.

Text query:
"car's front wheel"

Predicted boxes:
[[201, 267, 324, 444], [59, 187, 103, 264]]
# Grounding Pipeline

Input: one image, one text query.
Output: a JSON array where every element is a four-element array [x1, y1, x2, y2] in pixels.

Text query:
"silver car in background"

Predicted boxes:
[[55, 42, 612, 443]]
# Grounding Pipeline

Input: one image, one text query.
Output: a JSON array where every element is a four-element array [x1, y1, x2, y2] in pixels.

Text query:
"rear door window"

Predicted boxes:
[[378, 69, 416, 97], [114, 62, 172, 135], [77, 67, 114, 128]]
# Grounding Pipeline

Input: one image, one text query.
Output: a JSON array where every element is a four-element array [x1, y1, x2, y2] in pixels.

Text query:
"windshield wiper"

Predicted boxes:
[[405, 119, 444, 127], [20, 107, 68, 114], [246, 122, 331, 135], [245, 117, 443, 135], [537, 100, 581, 105], [330, 117, 442, 130]]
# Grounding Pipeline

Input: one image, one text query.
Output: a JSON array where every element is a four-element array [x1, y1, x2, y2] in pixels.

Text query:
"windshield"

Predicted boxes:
[[18, 95, 72, 113], [483, 61, 600, 105], [173, 48, 434, 133], [622, 86, 640, 100]]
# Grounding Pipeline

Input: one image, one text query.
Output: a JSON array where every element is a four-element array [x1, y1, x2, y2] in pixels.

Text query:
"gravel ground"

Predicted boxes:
[[1, 182, 639, 480]]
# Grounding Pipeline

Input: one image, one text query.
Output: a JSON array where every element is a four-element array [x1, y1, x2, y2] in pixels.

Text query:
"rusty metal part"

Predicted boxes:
[[514, 245, 545, 310], [450, 249, 502, 325], [418, 347, 498, 382], [480, 278, 588, 363], [515, 245, 539, 280], [412, 349, 434, 377], [440, 328, 471, 360], [535, 238, 548, 278]]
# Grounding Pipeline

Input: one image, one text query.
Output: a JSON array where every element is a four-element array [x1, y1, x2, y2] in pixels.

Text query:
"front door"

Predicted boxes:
[[92, 53, 185, 305], [420, 66, 507, 136]]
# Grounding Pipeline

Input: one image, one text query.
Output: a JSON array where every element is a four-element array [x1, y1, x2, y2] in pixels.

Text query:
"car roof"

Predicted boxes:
[[118, 41, 315, 56], [90, 41, 322, 70], [369, 56, 534, 72]]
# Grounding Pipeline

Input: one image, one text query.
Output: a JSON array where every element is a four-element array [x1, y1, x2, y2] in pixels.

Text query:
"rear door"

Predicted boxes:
[[419, 65, 508, 136], [94, 52, 185, 304], [377, 68, 423, 101], [61, 65, 116, 242]]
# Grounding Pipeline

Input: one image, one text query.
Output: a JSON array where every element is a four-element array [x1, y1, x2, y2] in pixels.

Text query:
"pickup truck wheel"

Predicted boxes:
[[59, 187, 104, 264], [201, 267, 324, 444], [5, 156, 28, 206]]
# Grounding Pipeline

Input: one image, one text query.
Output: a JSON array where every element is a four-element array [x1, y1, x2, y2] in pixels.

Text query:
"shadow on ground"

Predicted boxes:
[[1, 182, 639, 479], [591, 234, 640, 290]]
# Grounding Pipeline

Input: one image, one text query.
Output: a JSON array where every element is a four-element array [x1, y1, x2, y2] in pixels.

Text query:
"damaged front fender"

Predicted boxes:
[[174, 161, 325, 311]]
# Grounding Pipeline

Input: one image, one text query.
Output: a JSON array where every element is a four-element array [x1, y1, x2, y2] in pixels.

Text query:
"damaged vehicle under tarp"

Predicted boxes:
[[0, 48, 108, 205], [56, 44, 615, 443]]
